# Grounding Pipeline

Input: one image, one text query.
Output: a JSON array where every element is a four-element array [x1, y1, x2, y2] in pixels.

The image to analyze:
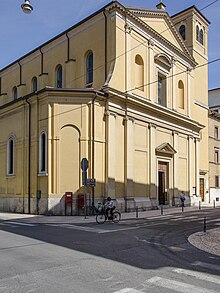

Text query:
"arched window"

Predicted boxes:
[[32, 77, 38, 92], [196, 25, 200, 42], [56, 65, 62, 88], [7, 136, 15, 175], [13, 87, 17, 100], [86, 52, 93, 85], [178, 80, 184, 109], [179, 25, 186, 40], [199, 29, 204, 45], [135, 55, 144, 91], [39, 131, 47, 173]]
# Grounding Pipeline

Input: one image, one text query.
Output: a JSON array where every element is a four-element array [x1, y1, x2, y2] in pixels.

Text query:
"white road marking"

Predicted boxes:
[[145, 276, 218, 293], [45, 223, 109, 233], [173, 268, 220, 284], [113, 289, 142, 293], [192, 261, 220, 272], [5, 221, 35, 227]]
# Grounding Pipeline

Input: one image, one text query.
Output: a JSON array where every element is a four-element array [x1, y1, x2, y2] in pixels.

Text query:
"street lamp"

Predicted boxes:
[[21, 0, 33, 14]]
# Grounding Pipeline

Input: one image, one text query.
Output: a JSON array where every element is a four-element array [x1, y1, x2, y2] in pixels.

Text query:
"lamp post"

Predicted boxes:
[[21, 0, 33, 14]]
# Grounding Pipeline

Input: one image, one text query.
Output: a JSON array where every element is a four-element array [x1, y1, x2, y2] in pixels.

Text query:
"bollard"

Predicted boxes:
[[204, 216, 207, 233], [213, 200, 216, 209], [136, 206, 138, 218], [199, 201, 201, 210], [182, 205, 184, 212], [161, 204, 163, 215]]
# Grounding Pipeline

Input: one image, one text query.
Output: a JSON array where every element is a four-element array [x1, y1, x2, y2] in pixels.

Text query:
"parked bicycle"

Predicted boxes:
[[96, 207, 121, 224]]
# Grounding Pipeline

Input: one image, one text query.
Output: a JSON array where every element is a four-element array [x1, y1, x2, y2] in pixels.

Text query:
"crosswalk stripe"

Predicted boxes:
[[145, 276, 218, 293], [45, 223, 109, 233], [192, 261, 220, 272], [113, 289, 142, 293], [173, 268, 220, 284], [5, 221, 35, 227]]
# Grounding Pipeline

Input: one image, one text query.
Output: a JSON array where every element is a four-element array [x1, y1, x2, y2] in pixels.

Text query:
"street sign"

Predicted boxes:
[[87, 178, 96, 187], [82, 171, 87, 186], [81, 158, 88, 171]]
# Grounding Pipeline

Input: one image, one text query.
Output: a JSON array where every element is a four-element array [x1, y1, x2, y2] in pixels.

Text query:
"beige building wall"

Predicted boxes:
[[0, 2, 210, 214]]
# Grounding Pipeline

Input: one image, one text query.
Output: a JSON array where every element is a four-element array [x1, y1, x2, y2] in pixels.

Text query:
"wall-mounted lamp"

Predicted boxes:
[[21, 0, 33, 14]]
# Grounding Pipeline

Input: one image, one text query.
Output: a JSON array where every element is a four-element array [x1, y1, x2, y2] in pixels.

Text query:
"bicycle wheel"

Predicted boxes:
[[112, 211, 121, 223], [96, 213, 106, 224]]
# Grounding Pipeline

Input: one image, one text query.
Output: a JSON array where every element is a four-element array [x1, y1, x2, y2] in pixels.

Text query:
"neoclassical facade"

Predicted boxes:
[[0, 2, 210, 214]]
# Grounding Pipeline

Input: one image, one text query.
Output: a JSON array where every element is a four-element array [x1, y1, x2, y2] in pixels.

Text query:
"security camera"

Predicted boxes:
[[21, 0, 33, 14]]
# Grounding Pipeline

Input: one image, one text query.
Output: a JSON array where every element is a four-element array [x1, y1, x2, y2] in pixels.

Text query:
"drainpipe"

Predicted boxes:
[[26, 98, 31, 214], [103, 10, 108, 81], [92, 93, 98, 207]]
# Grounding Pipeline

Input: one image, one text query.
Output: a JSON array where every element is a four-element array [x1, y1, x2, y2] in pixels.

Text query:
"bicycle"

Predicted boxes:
[[96, 207, 121, 224]]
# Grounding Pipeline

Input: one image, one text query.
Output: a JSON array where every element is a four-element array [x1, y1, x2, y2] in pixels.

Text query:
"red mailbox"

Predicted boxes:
[[77, 194, 84, 209], [65, 192, 73, 204], [64, 192, 73, 215]]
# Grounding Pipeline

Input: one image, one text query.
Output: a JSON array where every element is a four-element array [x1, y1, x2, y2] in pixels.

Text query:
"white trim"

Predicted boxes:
[[193, 100, 209, 110]]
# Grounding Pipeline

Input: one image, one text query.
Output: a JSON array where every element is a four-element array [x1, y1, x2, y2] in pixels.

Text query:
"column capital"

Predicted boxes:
[[148, 123, 157, 130], [172, 130, 179, 136], [123, 115, 134, 123], [188, 135, 194, 140], [148, 39, 155, 47], [105, 110, 117, 118], [124, 24, 132, 34]]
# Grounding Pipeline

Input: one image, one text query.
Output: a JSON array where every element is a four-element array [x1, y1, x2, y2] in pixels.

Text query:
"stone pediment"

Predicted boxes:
[[156, 143, 176, 155]]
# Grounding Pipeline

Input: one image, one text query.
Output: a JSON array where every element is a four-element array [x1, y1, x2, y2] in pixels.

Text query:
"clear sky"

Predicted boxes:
[[1, 0, 219, 90]]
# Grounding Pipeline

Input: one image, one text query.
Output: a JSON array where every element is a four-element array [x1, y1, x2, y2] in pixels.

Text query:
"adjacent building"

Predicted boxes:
[[208, 88, 220, 204], [0, 1, 210, 214]]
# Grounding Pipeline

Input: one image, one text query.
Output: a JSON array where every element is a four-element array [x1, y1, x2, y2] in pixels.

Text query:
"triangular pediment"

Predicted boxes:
[[156, 143, 176, 155], [128, 8, 192, 60]]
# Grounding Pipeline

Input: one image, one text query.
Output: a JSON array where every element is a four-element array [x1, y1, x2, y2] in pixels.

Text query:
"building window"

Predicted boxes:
[[179, 25, 186, 40], [7, 137, 15, 175], [13, 87, 17, 100], [215, 149, 219, 163], [56, 65, 62, 88], [32, 77, 38, 92], [135, 54, 144, 91], [86, 52, 93, 85], [196, 25, 204, 45], [158, 73, 166, 106], [178, 80, 184, 109], [39, 132, 47, 173], [215, 176, 219, 188], [214, 126, 219, 140], [199, 29, 204, 45]]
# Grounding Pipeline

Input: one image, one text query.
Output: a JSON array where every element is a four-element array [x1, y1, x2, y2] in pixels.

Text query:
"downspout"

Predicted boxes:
[[92, 93, 98, 207], [18, 61, 22, 85], [66, 33, 70, 62], [103, 10, 108, 81], [26, 98, 31, 214]]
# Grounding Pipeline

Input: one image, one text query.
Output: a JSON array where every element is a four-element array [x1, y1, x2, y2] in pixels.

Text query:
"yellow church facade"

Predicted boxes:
[[0, 2, 209, 214]]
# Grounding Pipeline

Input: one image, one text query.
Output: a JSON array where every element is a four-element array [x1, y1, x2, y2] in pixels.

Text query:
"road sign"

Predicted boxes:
[[81, 158, 88, 171], [87, 178, 96, 187]]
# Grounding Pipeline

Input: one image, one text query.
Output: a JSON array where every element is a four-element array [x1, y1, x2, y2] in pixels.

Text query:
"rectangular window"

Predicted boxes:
[[215, 176, 219, 188], [214, 126, 218, 140], [158, 73, 166, 106], [215, 149, 219, 163]]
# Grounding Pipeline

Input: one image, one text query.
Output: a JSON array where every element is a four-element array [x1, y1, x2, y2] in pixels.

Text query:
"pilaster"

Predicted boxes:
[[149, 123, 157, 199]]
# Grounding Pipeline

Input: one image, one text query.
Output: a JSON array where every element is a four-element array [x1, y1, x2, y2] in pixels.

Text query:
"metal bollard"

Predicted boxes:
[[213, 200, 216, 209], [199, 201, 201, 210], [136, 206, 138, 218], [204, 216, 207, 233], [161, 204, 163, 215]]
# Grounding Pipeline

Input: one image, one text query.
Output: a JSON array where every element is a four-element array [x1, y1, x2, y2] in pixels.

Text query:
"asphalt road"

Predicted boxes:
[[0, 209, 219, 293]]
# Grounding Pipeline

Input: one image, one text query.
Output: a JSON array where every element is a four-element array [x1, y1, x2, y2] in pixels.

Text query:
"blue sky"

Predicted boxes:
[[0, 0, 219, 90]]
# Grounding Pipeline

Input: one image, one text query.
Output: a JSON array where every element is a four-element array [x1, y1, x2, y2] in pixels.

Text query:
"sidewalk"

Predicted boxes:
[[0, 205, 219, 256]]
